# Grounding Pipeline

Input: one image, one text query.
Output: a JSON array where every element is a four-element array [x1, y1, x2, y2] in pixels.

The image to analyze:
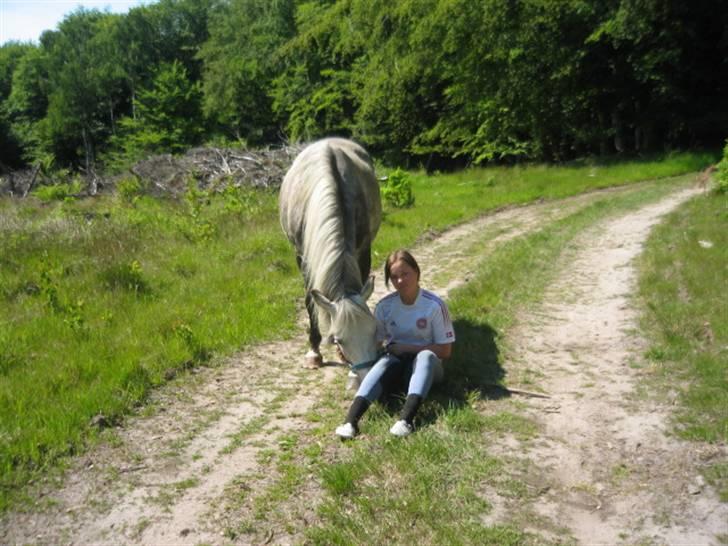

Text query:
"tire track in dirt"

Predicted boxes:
[[3, 182, 720, 545], [488, 187, 728, 545]]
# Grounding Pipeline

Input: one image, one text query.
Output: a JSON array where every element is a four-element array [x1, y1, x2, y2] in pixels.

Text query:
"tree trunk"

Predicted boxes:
[[110, 102, 116, 135], [82, 126, 94, 172], [612, 110, 624, 153]]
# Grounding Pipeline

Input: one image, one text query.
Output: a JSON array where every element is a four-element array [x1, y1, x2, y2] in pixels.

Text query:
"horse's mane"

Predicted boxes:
[[298, 144, 365, 332]]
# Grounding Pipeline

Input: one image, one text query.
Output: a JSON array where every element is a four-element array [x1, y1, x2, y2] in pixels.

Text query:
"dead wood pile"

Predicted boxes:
[[128, 145, 300, 196], [0, 144, 301, 198]]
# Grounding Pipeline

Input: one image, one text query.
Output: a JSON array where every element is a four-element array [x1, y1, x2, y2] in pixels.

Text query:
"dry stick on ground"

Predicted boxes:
[[481, 383, 552, 399], [504, 386, 551, 398]]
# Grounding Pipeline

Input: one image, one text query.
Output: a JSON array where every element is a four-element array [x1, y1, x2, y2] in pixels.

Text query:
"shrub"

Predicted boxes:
[[116, 176, 145, 202], [100, 260, 151, 295], [715, 140, 728, 194], [380, 168, 415, 208], [33, 178, 82, 202]]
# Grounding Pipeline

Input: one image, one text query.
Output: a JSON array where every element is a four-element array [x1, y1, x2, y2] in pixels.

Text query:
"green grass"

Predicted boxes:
[[296, 174, 700, 545], [308, 405, 530, 546], [0, 149, 716, 510], [0, 187, 301, 507], [373, 150, 715, 257], [637, 189, 728, 499]]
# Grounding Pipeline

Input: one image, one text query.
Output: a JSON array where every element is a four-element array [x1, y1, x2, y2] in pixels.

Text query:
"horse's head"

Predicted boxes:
[[310, 276, 379, 377]]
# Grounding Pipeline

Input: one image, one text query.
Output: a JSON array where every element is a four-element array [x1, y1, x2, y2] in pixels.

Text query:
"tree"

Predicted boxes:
[[586, 0, 728, 152], [200, 0, 295, 143], [37, 9, 131, 170], [0, 42, 35, 167], [116, 0, 212, 118], [107, 60, 204, 164], [3, 44, 50, 166], [271, 0, 360, 143]]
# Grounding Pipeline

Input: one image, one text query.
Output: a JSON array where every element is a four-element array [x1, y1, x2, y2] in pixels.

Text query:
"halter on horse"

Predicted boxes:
[[279, 138, 382, 375]]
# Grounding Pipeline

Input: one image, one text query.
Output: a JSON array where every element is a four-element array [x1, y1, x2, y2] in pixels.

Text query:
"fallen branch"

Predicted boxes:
[[505, 386, 551, 398], [481, 383, 551, 399], [22, 164, 41, 198]]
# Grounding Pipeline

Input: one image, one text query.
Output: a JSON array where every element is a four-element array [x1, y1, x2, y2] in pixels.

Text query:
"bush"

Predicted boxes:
[[33, 178, 82, 202], [100, 260, 151, 295], [380, 168, 415, 208], [116, 176, 145, 202], [715, 141, 728, 194]]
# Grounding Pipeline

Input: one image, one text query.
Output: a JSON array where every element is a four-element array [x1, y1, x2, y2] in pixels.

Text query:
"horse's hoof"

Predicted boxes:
[[304, 352, 323, 368]]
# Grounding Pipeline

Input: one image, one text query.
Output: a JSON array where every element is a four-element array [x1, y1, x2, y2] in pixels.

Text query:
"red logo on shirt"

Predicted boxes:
[[416, 318, 427, 329]]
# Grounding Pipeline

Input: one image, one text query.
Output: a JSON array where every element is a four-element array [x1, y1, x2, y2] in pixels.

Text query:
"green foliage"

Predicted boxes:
[[100, 259, 150, 295], [116, 176, 145, 202], [2, 45, 49, 165], [199, 0, 294, 143], [715, 141, 728, 194], [181, 181, 216, 242], [380, 168, 415, 208], [221, 185, 262, 216], [0, 42, 35, 167], [105, 61, 204, 166], [172, 322, 210, 364], [1, 0, 726, 171], [32, 178, 82, 202], [40, 9, 128, 169], [35, 257, 87, 333]]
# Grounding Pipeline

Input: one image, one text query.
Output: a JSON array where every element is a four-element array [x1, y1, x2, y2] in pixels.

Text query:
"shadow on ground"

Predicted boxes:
[[381, 317, 510, 424]]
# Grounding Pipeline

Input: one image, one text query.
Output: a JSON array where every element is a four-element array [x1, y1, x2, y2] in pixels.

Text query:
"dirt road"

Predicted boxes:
[[488, 187, 727, 544], [2, 183, 726, 545]]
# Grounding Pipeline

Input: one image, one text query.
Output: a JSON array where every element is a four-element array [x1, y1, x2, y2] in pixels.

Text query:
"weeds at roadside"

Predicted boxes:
[[637, 190, 728, 500]]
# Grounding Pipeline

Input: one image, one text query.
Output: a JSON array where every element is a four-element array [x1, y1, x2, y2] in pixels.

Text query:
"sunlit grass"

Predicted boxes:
[[299, 174, 697, 545], [637, 190, 728, 498], [0, 149, 716, 511], [0, 188, 300, 507], [373, 150, 716, 257]]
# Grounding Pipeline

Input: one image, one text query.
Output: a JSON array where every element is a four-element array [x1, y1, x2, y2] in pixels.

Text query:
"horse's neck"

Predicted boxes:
[[307, 241, 361, 298]]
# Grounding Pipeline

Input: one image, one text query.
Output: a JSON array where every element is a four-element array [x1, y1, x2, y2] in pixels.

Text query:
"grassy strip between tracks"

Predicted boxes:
[[0, 150, 715, 510], [218, 175, 697, 545]]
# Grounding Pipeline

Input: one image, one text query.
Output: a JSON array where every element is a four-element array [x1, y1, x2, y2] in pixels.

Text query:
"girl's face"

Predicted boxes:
[[389, 259, 419, 302]]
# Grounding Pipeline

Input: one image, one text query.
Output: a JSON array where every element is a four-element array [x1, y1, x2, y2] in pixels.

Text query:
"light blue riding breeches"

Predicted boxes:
[[355, 349, 444, 403]]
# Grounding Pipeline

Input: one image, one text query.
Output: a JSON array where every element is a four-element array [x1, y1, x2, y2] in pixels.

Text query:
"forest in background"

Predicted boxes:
[[0, 0, 726, 175]]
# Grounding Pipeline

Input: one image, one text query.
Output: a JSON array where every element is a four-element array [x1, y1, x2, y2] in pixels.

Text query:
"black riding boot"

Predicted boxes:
[[399, 394, 423, 426], [345, 396, 371, 431]]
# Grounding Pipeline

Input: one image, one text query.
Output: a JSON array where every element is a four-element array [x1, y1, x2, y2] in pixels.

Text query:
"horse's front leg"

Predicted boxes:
[[304, 290, 323, 368]]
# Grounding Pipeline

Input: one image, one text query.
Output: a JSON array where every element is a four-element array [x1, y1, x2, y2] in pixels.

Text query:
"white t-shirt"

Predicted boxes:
[[375, 289, 455, 347]]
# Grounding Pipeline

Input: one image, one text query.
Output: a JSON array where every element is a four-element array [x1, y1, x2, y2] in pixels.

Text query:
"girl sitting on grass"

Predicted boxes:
[[336, 249, 455, 438]]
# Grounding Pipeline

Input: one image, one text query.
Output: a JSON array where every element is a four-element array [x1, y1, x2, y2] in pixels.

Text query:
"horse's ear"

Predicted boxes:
[[311, 289, 335, 315], [361, 275, 375, 301]]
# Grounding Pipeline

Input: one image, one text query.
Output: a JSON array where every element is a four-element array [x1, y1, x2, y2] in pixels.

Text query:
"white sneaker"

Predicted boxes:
[[389, 420, 413, 437], [335, 422, 357, 439]]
